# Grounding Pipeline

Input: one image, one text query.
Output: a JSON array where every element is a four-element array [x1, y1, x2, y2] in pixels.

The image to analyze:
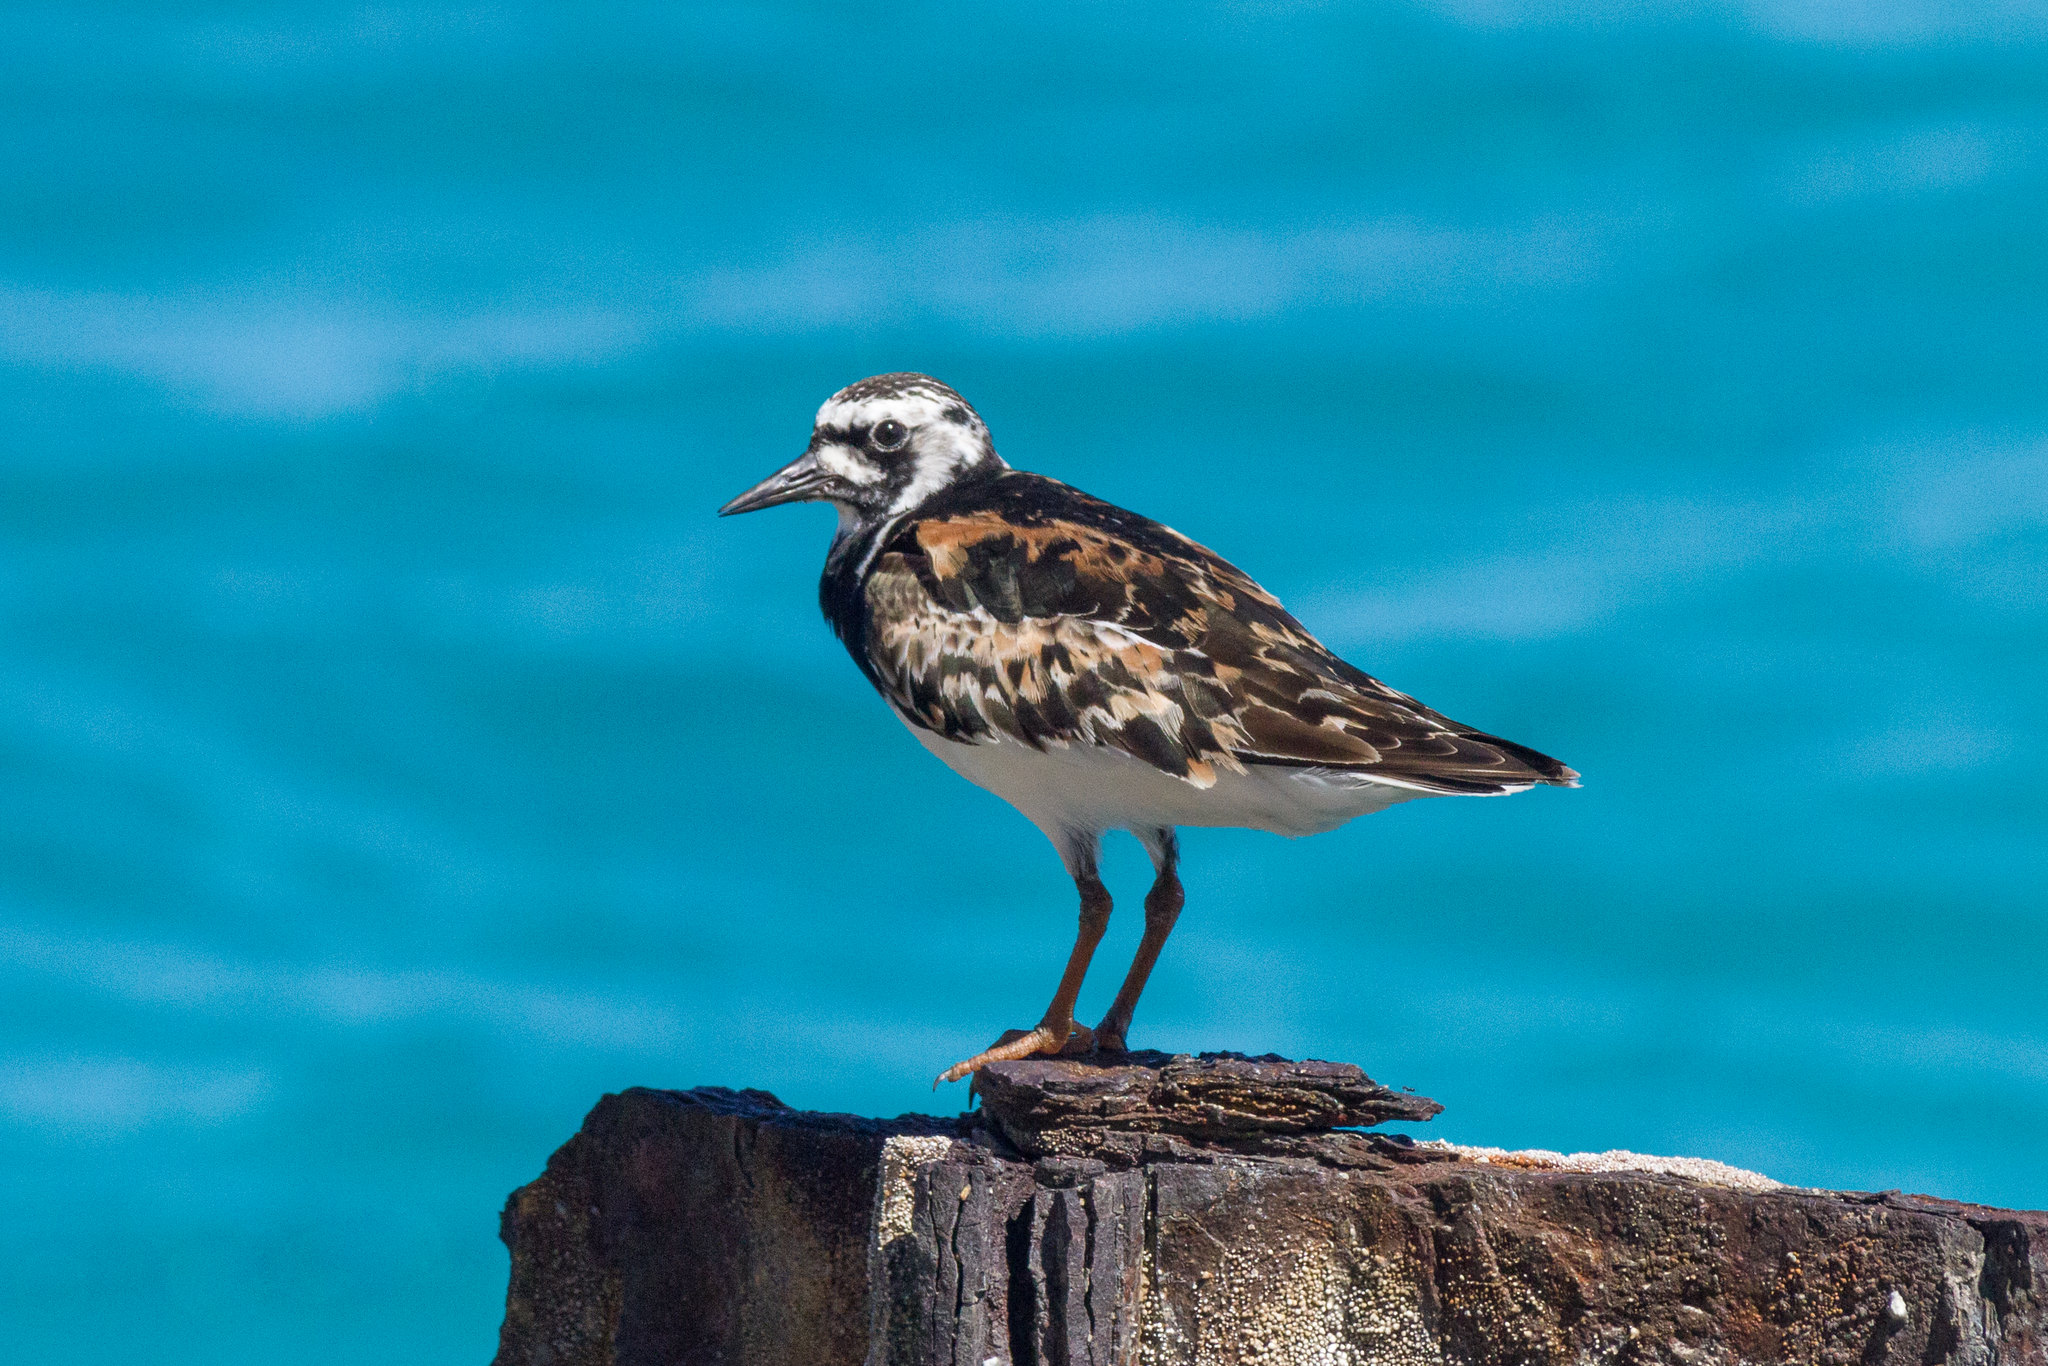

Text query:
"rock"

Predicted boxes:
[[493, 1086, 956, 1366], [493, 1056, 2048, 1366], [972, 1050, 1442, 1160]]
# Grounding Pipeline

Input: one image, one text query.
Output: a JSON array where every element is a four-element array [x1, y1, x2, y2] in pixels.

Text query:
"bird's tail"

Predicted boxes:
[[1465, 730, 1580, 787]]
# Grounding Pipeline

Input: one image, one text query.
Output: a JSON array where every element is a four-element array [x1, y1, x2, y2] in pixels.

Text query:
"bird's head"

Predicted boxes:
[[719, 373, 1006, 528]]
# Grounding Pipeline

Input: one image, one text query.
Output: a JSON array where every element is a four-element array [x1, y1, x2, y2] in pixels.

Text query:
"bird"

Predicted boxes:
[[720, 373, 1578, 1086]]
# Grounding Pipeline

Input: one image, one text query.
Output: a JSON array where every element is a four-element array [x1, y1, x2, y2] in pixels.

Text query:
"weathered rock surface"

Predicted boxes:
[[494, 1054, 2047, 1366], [974, 1050, 1442, 1160]]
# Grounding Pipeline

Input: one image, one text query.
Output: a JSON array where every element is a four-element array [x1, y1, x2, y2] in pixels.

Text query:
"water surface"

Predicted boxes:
[[3, 3, 2045, 1359]]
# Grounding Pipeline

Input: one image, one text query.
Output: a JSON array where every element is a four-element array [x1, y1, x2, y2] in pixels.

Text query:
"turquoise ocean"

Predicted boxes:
[[3, 3, 2045, 1359]]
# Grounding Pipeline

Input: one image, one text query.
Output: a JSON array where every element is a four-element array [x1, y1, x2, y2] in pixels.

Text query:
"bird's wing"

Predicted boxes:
[[861, 489, 1576, 794]]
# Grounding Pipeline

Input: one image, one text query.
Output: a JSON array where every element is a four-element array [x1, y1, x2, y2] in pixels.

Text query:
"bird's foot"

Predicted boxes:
[[934, 1021, 1094, 1087], [1090, 1025, 1129, 1057]]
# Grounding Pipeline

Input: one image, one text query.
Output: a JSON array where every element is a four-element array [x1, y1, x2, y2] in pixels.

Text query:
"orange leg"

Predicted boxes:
[[934, 864, 1112, 1086], [1092, 828, 1183, 1054]]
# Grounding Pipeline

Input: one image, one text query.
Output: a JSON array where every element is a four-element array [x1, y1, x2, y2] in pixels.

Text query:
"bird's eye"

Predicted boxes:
[[871, 419, 908, 451]]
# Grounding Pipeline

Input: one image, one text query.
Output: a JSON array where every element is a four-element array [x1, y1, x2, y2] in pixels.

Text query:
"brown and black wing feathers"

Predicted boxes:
[[850, 470, 1577, 794]]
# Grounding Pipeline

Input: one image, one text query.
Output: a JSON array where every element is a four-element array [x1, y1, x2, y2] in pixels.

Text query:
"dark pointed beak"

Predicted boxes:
[[718, 451, 831, 517]]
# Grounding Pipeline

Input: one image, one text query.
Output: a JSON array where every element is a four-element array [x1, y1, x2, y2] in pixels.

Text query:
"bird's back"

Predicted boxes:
[[829, 468, 1578, 798]]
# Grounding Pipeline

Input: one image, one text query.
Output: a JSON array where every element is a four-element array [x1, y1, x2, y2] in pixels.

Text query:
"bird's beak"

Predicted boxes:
[[718, 451, 832, 517]]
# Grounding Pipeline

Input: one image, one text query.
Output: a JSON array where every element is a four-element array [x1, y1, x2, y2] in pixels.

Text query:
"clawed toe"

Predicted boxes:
[[934, 1022, 1084, 1086]]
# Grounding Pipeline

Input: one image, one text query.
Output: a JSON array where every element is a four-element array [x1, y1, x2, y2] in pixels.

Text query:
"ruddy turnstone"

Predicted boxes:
[[721, 373, 1578, 1085]]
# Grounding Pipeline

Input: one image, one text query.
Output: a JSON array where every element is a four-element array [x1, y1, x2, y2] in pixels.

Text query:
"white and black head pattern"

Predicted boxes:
[[719, 373, 1006, 528]]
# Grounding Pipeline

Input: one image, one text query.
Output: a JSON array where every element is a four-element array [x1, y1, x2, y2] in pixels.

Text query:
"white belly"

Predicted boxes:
[[902, 718, 1427, 852]]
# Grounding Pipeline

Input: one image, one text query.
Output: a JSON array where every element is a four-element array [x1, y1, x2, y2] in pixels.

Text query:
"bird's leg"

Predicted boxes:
[[1092, 828, 1184, 1055], [935, 858, 1112, 1086]]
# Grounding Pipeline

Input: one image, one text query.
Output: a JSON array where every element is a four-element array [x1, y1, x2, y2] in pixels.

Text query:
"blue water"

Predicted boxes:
[[4, 2, 2046, 1358]]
